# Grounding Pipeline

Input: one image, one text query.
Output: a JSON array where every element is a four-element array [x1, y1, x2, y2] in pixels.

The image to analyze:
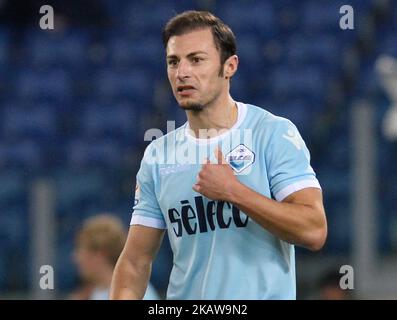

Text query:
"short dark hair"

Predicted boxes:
[[162, 11, 236, 67]]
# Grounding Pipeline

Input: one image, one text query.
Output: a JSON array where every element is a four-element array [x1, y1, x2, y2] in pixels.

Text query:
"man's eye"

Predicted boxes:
[[193, 57, 202, 63], [168, 60, 178, 66]]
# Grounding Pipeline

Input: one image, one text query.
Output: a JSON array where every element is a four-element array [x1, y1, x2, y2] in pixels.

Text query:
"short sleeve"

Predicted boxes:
[[266, 119, 321, 201], [130, 144, 167, 229]]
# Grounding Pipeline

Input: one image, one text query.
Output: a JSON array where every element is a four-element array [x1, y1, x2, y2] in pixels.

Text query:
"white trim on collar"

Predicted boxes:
[[184, 102, 247, 145]]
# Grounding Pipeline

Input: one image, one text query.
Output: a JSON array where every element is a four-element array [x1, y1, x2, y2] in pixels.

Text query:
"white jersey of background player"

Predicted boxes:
[[110, 11, 327, 300]]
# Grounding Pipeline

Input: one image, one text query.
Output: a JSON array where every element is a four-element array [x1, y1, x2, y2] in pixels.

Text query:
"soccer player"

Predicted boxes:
[[110, 11, 327, 300], [72, 214, 160, 300]]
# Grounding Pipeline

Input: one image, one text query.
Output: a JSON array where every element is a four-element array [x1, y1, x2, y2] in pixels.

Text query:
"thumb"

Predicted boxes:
[[214, 147, 226, 164]]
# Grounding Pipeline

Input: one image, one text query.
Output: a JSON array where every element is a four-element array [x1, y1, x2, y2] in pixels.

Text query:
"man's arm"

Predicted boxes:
[[109, 225, 165, 300], [193, 148, 327, 251], [228, 184, 327, 251]]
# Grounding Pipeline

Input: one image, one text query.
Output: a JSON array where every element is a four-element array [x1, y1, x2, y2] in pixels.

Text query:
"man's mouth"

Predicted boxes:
[[177, 85, 196, 93]]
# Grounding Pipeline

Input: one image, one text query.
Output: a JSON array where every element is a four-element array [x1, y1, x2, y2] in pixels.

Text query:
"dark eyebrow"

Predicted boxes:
[[166, 55, 178, 60], [166, 51, 208, 60], [186, 51, 208, 58]]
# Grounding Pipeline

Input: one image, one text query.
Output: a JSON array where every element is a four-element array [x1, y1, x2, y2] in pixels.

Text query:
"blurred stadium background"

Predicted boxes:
[[0, 0, 396, 299]]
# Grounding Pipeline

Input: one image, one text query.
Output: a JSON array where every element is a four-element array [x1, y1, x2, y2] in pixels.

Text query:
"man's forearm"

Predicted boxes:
[[109, 254, 151, 300], [227, 181, 326, 251]]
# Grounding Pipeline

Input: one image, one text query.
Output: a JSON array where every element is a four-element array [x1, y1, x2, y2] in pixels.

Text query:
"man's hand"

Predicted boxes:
[[192, 148, 239, 201]]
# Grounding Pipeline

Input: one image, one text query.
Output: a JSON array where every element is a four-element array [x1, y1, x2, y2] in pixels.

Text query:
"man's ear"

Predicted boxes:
[[223, 55, 239, 79]]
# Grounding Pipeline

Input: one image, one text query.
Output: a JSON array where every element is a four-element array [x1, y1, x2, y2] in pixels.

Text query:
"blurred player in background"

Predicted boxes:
[[110, 11, 327, 300], [316, 270, 352, 300], [71, 214, 160, 300]]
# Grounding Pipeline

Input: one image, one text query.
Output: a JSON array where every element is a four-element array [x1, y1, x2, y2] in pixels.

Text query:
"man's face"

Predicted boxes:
[[166, 28, 225, 111], [73, 244, 102, 283]]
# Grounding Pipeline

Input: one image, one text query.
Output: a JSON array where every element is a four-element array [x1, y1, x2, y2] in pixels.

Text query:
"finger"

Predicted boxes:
[[201, 157, 211, 165], [214, 147, 226, 164]]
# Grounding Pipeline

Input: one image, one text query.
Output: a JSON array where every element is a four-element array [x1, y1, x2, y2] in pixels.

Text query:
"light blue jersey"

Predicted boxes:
[[131, 102, 321, 300]]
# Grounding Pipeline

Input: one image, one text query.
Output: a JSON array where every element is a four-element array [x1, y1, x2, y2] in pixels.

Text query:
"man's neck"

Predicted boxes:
[[186, 95, 238, 139]]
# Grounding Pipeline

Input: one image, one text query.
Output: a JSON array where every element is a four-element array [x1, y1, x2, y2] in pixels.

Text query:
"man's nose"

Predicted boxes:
[[176, 59, 191, 80]]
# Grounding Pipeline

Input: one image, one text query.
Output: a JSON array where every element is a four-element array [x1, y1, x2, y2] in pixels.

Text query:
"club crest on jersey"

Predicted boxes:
[[225, 144, 255, 174]]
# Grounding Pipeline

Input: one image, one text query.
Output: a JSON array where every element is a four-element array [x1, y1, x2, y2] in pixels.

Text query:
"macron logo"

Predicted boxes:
[[282, 128, 302, 150]]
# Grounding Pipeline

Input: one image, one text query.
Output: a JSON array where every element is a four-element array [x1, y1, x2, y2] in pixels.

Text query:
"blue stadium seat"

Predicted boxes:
[[285, 34, 342, 72], [54, 168, 109, 213], [106, 37, 138, 68], [235, 35, 266, 70], [14, 68, 73, 102], [0, 207, 26, 251], [301, 0, 372, 37], [217, 1, 277, 38], [108, 36, 164, 69], [2, 104, 57, 140], [301, 1, 347, 34], [0, 170, 26, 206], [24, 29, 89, 69], [271, 65, 326, 102], [121, 1, 179, 34], [65, 139, 124, 169], [93, 68, 152, 103], [270, 0, 303, 32], [79, 102, 140, 141], [0, 140, 43, 169], [100, 0, 129, 19]]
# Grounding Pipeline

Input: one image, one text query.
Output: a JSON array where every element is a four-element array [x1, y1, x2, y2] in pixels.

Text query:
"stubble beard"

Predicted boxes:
[[177, 85, 221, 113], [179, 101, 204, 112]]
